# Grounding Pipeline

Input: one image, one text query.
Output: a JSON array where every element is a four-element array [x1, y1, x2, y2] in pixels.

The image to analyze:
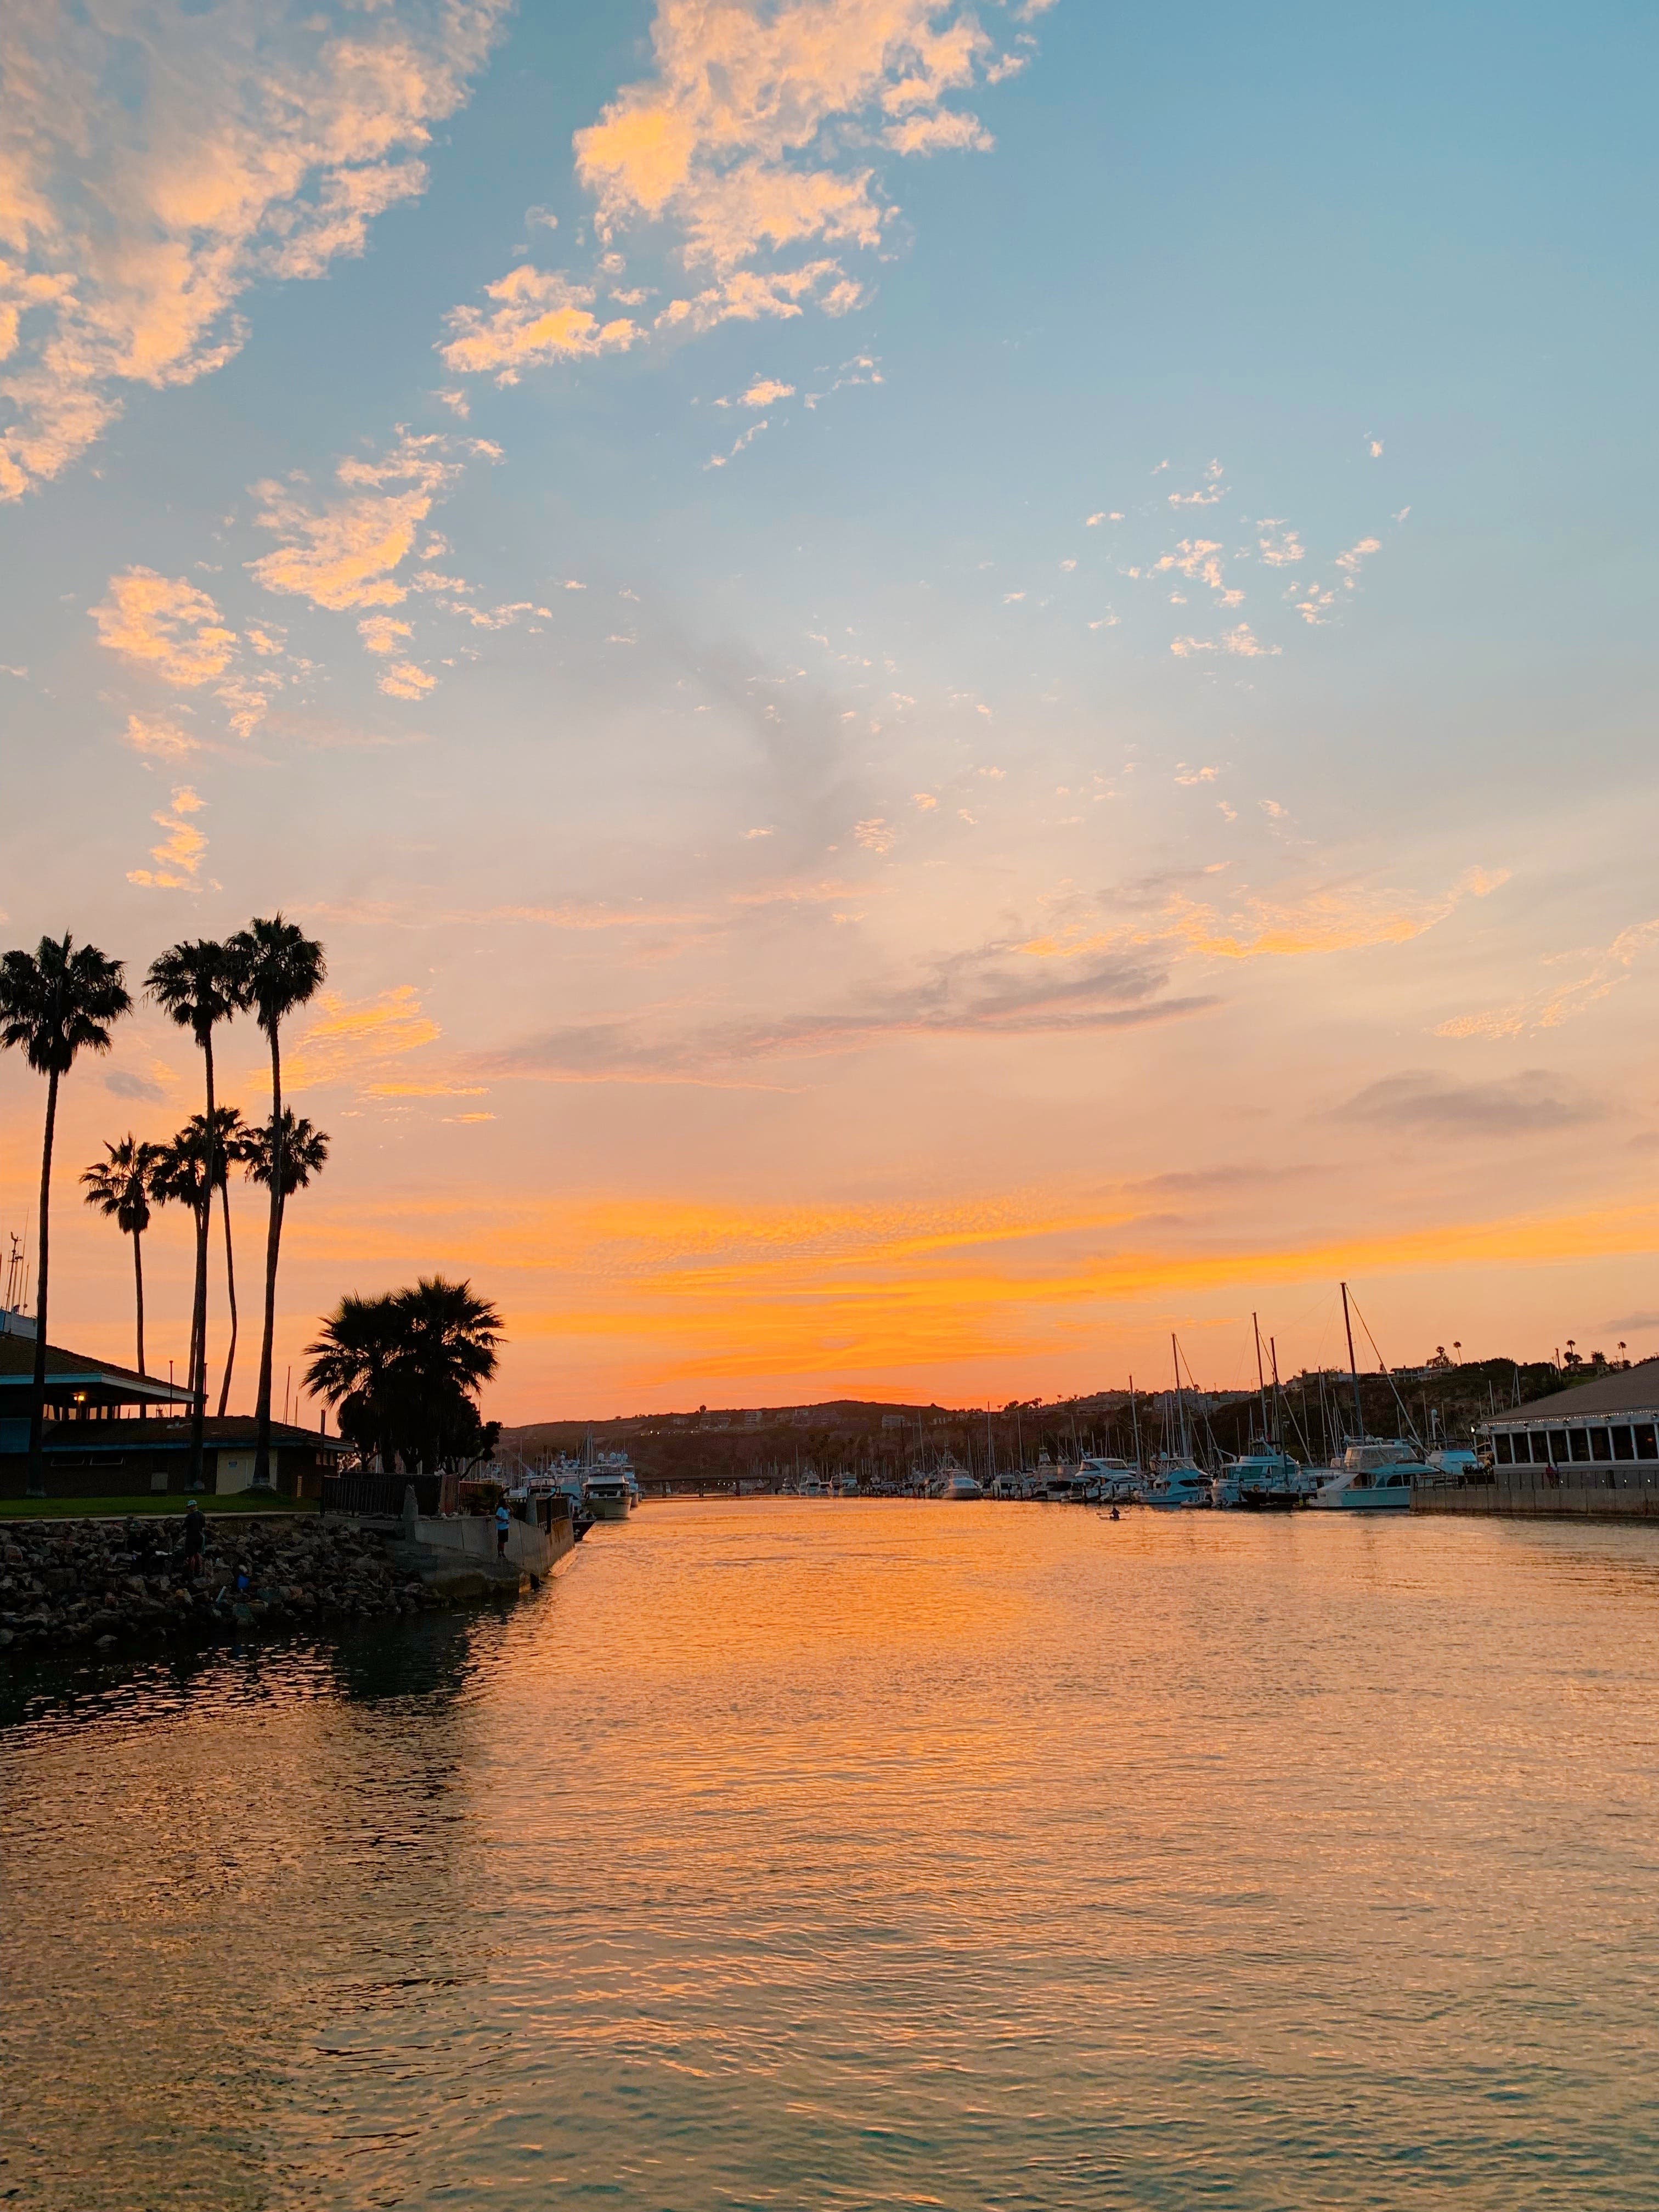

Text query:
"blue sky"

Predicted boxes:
[[3, 0, 1657, 1415]]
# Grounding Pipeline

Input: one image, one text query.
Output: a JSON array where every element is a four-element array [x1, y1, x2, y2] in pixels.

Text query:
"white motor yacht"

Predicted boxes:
[[1212, 1449, 1303, 1509], [1137, 1458, 1211, 1509], [583, 1451, 638, 1521], [1310, 1440, 1430, 1510], [1074, 1454, 1140, 1502], [935, 1466, 983, 1500], [583, 1469, 635, 1521]]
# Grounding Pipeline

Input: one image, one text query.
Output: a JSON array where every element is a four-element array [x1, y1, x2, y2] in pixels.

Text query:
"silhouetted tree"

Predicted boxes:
[[147, 940, 239, 1487], [0, 935, 132, 1493], [225, 917, 326, 1487], [81, 1133, 163, 1382]]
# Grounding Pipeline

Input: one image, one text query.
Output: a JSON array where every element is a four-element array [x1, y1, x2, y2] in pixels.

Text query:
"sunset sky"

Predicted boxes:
[[3, 0, 1656, 1420]]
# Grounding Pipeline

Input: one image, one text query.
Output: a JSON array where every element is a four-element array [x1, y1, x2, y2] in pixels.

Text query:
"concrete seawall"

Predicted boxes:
[[405, 1507, 575, 1579], [1415, 1476, 1659, 1522]]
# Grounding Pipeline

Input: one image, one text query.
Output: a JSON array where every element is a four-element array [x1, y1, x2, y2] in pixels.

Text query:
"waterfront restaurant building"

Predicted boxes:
[[1, 1329, 350, 1499], [1479, 1359, 1659, 1492]]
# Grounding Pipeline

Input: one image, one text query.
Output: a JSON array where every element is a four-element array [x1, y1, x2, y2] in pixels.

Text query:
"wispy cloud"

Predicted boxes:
[[445, 0, 1032, 390], [1335, 1068, 1604, 1136], [0, 0, 506, 500], [92, 571, 235, 686], [285, 984, 444, 1091], [250, 432, 490, 612], [488, 936, 1214, 1084], [1436, 919, 1659, 1039], [439, 268, 640, 382], [127, 784, 207, 889]]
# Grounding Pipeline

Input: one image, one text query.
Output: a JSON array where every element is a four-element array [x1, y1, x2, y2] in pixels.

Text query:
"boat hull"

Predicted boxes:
[[585, 1496, 633, 1522], [1311, 1487, 1412, 1511]]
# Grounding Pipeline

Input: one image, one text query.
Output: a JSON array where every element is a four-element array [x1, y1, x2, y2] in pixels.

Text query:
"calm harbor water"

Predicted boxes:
[[4, 1499, 1659, 2210]]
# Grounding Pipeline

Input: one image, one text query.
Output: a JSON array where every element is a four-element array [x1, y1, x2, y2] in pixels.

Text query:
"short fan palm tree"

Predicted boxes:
[[146, 940, 240, 1487], [0, 935, 132, 1493], [81, 1135, 163, 1382], [226, 916, 326, 1486], [304, 1276, 500, 1474], [302, 1287, 399, 1466]]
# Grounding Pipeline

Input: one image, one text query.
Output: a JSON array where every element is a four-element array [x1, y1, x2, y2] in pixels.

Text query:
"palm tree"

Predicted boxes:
[[175, 1107, 251, 1417], [149, 1128, 211, 1400], [0, 935, 132, 1494], [226, 917, 326, 1488], [146, 940, 239, 1488], [390, 1277, 501, 1473], [81, 1135, 163, 1384], [302, 1289, 401, 1466], [304, 1276, 500, 1474]]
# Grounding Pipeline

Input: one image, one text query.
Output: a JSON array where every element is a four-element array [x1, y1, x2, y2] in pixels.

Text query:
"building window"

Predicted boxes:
[[1548, 1430, 1570, 1463], [1635, 1423, 1658, 1460], [1493, 1433, 1514, 1465], [1569, 1427, 1592, 1462], [1612, 1425, 1636, 1461]]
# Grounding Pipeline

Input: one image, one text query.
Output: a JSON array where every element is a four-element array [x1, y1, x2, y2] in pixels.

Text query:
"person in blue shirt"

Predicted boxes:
[[495, 1500, 510, 1558]]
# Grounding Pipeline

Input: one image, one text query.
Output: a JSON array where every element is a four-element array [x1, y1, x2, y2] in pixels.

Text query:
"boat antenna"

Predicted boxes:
[[1340, 1282, 1365, 1443]]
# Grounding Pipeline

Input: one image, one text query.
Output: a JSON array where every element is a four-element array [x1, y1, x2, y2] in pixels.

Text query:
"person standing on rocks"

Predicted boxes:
[[182, 1503, 206, 1582]]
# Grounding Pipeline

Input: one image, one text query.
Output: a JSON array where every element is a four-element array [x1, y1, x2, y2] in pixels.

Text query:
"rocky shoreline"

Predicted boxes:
[[0, 1513, 530, 1658]]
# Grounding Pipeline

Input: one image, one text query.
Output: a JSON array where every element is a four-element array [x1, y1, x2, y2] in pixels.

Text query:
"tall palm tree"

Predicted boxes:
[[81, 1135, 163, 1385], [0, 935, 132, 1494], [226, 916, 326, 1488], [245, 1112, 328, 1431], [146, 940, 239, 1489], [176, 1107, 251, 1417], [149, 1128, 211, 1401]]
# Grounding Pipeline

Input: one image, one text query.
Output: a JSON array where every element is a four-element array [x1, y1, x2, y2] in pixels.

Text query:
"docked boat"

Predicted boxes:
[[1137, 1457, 1211, 1509], [1074, 1454, 1140, 1502], [1138, 1335, 1212, 1506], [1310, 1440, 1431, 1509], [933, 1464, 983, 1500], [1213, 1449, 1304, 1509], [1308, 1283, 1434, 1509], [583, 1451, 638, 1521]]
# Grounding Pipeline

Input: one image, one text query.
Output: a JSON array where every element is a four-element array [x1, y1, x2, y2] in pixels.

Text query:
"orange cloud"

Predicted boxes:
[[127, 783, 207, 890], [0, 1, 506, 499], [281, 1182, 1659, 1395], [285, 984, 443, 1090], [1436, 918, 1659, 1039], [249, 432, 487, 612], [91, 569, 235, 685], [1023, 865, 1509, 965], [439, 267, 639, 382]]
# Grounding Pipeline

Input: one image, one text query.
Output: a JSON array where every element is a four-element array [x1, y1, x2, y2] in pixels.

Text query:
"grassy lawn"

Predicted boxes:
[[0, 1493, 318, 1521]]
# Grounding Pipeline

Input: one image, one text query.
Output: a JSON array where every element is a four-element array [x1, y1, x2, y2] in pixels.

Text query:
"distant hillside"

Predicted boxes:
[[495, 1356, 1583, 1483]]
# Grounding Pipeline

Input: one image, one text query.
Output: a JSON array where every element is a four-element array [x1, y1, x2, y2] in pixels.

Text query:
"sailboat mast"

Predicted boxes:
[[1253, 1313, 1268, 1448], [1128, 1375, 1142, 1470], [1340, 1281, 1365, 1442], [1171, 1332, 1189, 1457]]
